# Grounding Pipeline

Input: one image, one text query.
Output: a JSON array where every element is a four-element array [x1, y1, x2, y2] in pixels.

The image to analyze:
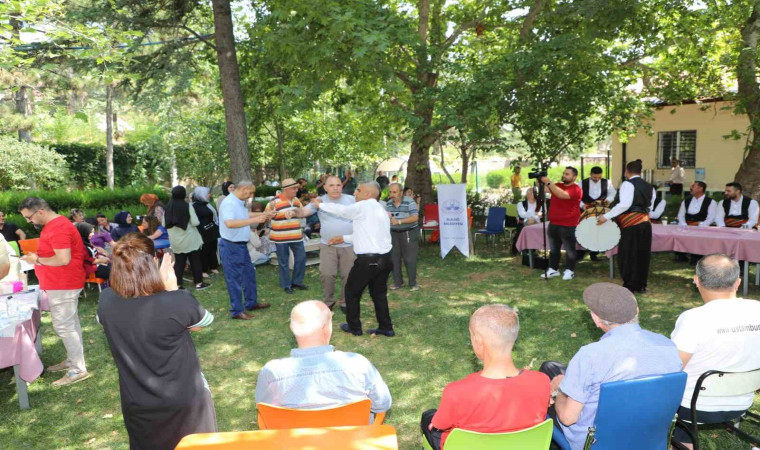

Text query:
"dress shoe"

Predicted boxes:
[[292, 284, 309, 290], [232, 312, 254, 320], [339, 323, 362, 336], [368, 328, 395, 337], [284, 287, 294, 294], [246, 303, 271, 311]]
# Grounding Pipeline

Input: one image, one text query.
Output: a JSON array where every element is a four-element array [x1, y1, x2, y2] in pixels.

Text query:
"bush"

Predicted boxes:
[[3, 204, 149, 239], [0, 136, 68, 190], [0, 186, 168, 217], [485, 171, 506, 189]]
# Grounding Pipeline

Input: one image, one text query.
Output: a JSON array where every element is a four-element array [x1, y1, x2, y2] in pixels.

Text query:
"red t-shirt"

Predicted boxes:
[[431, 370, 551, 447], [548, 182, 582, 227], [37, 215, 86, 290]]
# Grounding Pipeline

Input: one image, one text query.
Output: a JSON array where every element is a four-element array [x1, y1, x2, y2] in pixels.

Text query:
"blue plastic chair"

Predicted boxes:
[[581, 372, 687, 449], [474, 207, 507, 251]]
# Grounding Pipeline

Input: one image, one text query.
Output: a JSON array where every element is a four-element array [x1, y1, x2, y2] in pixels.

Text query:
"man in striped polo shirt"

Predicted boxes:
[[265, 179, 309, 294], [386, 183, 420, 290]]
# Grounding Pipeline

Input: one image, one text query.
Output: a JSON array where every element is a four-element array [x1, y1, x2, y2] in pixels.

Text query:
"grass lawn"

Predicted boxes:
[[2, 242, 759, 449]]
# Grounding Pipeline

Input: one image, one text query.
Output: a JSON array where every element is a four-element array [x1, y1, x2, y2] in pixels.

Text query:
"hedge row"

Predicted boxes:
[[0, 186, 169, 215]]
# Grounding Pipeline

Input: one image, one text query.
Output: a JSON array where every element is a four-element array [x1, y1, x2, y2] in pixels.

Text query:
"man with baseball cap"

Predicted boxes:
[[540, 282, 682, 449]]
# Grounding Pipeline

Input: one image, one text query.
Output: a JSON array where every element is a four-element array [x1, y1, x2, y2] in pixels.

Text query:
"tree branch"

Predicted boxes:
[[177, 25, 216, 51], [419, 0, 430, 43], [394, 70, 416, 91], [441, 0, 494, 51], [519, 0, 549, 42]]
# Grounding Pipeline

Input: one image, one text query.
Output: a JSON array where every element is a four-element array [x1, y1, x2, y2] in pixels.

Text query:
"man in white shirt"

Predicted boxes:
[[669, 158, 685, 196], [714, 182, 759, 229], [312, 182, 395, 337], [670, 254, 760, 448], [677, 181, 716, 227], [579, 166, 616, 209]]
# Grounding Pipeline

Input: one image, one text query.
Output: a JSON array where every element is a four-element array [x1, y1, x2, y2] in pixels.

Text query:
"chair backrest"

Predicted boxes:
[[697, 368, 760, 397], [505, 204, 519, 218], [589, 371, 687, 450], [485, 207, 506, 232], [257, 400, 374, 430], [8, 240, 20, 257], [18, 238, 39, 255], [175, 425, 398, 450], [444, 419, 553, 450], [424, 203, 439, 223]]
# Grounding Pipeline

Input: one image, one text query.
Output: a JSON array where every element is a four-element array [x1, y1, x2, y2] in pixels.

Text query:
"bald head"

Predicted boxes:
[[359, 182, 380, 201], [470, 305, 519, 353], [696, 253, 740, 292], [290, 300, 332, 339]]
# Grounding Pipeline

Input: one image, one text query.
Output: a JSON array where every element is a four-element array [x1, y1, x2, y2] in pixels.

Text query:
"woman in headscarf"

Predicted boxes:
[[75, 222, 111, 280], [110, 211, 141, 242], [164, 186, 209, 291], [140, 193, 165, 223], [215, 181, 235, 211], [191, 187, 220, 278]]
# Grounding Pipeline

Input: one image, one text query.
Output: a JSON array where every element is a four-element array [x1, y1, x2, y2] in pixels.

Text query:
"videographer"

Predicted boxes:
[[537, 167, 582, 280]]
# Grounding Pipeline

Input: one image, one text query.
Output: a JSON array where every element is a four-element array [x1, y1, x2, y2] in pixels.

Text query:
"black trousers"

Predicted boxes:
[[420, 409, 443, 450], [670, 183, 683, 196], [199, 234, 219, 273], [548, 224, 578, 272], [175, 249, 203, 287], [344, 252, 394, 333], [618, 221, 651, 292], [539, 361, 569, 436], [673, 406, 746, 444]]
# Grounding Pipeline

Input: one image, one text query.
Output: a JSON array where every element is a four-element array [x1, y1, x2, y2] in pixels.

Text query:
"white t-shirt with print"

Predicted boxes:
[[671, 298, 760, 411]]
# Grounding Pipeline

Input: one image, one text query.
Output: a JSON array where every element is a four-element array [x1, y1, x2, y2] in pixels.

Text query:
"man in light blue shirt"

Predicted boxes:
[[218, 181, 275, 320], [298, 176, 356, 312], [542, 283, 682, 449], [255, 300, 392, 415]]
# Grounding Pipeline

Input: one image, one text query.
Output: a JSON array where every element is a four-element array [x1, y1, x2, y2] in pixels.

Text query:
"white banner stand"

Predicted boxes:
[[437, 184, 470, 258]]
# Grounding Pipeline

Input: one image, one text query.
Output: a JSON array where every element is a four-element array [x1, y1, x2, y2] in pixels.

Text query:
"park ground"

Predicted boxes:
[[1, 243, 759, 449]]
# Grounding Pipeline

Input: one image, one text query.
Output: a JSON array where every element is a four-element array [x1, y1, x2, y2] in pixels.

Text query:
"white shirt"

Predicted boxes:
[[603, 176, 656, 220], [678, 195, 717, 226], [714, 198, 760, 229], [318, 199, 392, 255], [649, 198, 667, 221], [670, 165, 685, 184], [517, 201, 541, 221], [671, 298, 760, 411], [579, 178, 616, 208]]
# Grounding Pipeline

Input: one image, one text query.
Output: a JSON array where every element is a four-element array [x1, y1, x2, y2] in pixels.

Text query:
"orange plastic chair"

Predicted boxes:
[[257, 399, 386, 430], [18, 238, 39, 255], [83, 272, 107, 297], [175, 425, 399, 450]]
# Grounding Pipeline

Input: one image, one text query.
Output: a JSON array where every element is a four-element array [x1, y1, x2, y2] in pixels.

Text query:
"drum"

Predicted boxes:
[[576, 206, 621, 252]]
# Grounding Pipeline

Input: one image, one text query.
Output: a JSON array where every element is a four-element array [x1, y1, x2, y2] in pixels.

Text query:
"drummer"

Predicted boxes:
[[579, 166, 616, 261], [597, 160, 655, 294]]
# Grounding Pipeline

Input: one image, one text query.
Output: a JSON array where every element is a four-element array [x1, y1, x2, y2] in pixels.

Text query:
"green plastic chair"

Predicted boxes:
[[8, 240, 20, 257], [423, 418, 553, 450], [504, 203, 519, 242]]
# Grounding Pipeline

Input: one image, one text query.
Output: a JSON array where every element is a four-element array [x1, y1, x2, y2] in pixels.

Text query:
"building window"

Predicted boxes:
[[657, 130, 696, 168]]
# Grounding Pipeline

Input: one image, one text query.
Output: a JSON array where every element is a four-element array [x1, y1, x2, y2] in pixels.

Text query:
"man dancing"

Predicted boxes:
[[597, 160, 655, 293]]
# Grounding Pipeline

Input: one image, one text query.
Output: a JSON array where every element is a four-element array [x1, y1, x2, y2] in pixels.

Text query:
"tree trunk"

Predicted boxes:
[[460, 146, 474, 184], [275, 118, 287, 180], [211, 0, 252, 183], [105, 84, 115, 190], [735, 1, 760, 200], [170, 151, 179, 186], [253, 165, 264, 185], [11, 17, 30, 142], [406, 131, 436, 215]]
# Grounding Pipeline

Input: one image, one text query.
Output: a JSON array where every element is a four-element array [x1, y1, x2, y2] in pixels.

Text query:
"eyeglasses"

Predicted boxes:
[[22, 210, 40, 221]]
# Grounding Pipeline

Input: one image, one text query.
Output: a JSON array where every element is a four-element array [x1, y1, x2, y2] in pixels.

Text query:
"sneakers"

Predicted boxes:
[[47, 361, 69, 373], [562, 270, 575, 281], [195, 282, 211, 291], [389, 285, 402, 290], [540, 268, 560, 279], [410, 285, 421, 292], [52, 370, 91, 387]]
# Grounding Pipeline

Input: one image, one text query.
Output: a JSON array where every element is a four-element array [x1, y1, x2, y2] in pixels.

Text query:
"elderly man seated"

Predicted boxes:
[[420, 304, 551, 450], [670, 254, 760, 449], [255, 300, 391, 416], [541, 283, 682, 450]]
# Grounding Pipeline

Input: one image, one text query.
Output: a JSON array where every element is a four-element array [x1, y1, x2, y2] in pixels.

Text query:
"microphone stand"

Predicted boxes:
[[537, 178, 549, 281]]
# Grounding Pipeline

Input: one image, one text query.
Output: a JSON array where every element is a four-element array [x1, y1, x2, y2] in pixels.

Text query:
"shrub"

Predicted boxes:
[[485, 171, 505, 189], [0, 186, 168, 217], [3, 204, 149, 238], [0, 136, 68, 190]]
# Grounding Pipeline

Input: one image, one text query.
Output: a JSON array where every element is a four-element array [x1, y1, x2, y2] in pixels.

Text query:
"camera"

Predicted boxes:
[[528, 169, 547, 180]]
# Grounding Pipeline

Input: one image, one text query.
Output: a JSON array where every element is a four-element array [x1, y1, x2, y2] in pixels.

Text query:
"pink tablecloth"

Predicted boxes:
[[0, 309, 43, 383], [516, 223, 760, 263]]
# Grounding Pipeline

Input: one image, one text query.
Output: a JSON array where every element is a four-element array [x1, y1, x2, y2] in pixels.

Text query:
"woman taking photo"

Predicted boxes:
[[191, 186, 220, 278], [164, 186, 209, 290], [97, 233, 216, 449]]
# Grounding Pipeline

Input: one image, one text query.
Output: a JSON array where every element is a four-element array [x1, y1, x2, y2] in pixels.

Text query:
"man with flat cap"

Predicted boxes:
[[265, 178, 309, 294], [540, 282, 682, 450]]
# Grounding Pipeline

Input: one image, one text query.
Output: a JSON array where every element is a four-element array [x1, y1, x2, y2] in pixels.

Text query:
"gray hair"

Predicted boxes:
[[19, 197, 51, 213], [325, 175, 342, 184], [696, 253, 740, 291], [470, 304, 520, 351], [192, 186, 211, 203], [362, 181, 381, 199], [389, 182, 403, 191], [236, 180, 254, 188], [600, 314, 639, 328]]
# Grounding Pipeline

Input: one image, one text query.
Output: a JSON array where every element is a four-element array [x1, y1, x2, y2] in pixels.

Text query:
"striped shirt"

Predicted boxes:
[[265, 195, 304, 243], [385, 196, 419, 231]]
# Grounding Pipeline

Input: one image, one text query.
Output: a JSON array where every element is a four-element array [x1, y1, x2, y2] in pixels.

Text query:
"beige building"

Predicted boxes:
[[612, 99, 749, 191]]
